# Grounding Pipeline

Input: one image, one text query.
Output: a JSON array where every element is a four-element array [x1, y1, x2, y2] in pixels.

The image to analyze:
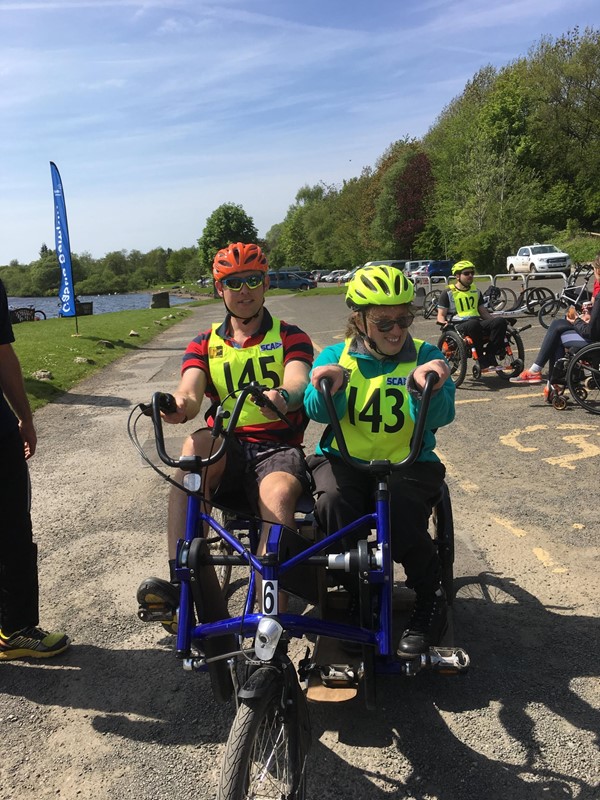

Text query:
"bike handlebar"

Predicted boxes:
[[144, 382, 292, 472], [318, 370, 438, 474]]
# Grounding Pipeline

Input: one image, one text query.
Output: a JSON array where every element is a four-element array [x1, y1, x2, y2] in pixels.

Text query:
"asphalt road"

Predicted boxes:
[[1, 292, 598, 800]]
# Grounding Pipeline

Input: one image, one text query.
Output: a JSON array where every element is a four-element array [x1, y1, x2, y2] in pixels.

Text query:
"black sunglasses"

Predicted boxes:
[[221, 274, 264, 291], [368, 314, 414, 332], [459, 270, 475, 276]]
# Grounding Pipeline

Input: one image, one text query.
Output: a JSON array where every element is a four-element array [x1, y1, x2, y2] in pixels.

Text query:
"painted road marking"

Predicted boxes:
[[532, 547, 568, 574], [500, 422, 600, 468], [455, 391, 544, 405], [492, 516, 528, 537]]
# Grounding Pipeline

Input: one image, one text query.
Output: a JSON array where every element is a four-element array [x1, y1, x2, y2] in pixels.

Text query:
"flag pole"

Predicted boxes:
[[49, 162, 79, 335]]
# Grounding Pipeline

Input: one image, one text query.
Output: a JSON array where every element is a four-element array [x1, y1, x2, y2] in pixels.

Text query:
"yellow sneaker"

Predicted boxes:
[[0, 626, 70, 660]]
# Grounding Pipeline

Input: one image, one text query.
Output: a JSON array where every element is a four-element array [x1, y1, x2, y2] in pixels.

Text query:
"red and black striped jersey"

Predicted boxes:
[[181, 309, 313, 445]]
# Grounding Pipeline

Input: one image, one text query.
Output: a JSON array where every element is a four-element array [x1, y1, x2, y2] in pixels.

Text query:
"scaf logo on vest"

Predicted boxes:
[[260, 341, 283, 352], [386, 376, 408, 386]]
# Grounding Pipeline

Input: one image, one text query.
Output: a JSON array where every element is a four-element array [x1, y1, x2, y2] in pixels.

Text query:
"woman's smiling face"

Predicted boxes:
[[358, 303, 414, 357]]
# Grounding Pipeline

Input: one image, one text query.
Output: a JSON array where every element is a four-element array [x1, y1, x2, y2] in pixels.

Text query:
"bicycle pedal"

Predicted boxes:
[[137, 605, 176, 623], [426, 646, 470, 674]]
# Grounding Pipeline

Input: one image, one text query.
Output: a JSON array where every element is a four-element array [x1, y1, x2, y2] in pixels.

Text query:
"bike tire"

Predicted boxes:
[[566, 343, 600, 415], [210, 508, 234, 594], [537, 297, 569, 329], [495, 287, 518, 312], [438, 330, 468, 388], [423, 290, 441, 319], [496, 330, 525, 379], [34, 309, 47, 321], [218, 676, 308, 800], [431, 483, 455, 605], [524, 287, 553, 315]]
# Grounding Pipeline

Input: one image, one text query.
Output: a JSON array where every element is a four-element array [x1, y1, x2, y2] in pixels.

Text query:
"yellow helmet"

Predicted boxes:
[[451, 260, 476, 275], [346, 265, 414, 310]]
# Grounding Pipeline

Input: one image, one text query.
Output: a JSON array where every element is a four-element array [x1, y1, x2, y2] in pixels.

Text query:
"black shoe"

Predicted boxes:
[[137, 577, 179, 634], [397, 587, 448, 657]]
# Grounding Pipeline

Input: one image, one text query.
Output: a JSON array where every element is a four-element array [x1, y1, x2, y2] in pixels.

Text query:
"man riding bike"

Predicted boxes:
[[436, 260, 508, 373]]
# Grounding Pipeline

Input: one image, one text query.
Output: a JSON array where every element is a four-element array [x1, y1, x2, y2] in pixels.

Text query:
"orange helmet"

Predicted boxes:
[[212, 242, 268, 281]]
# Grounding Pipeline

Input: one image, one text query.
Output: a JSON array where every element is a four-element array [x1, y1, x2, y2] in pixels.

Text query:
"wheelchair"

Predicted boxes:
[[544, 342, 600, 414], [437, 319, 529, 388]]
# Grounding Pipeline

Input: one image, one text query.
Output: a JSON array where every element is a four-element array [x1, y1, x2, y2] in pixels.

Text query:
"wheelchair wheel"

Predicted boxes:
[[537, 297, 569, 329], [438, 330, 468, 387], [496, 330, 525, 379], [566, 343, 600, 414], [423, 290, 442, 319], [524, 286, 553, 315]]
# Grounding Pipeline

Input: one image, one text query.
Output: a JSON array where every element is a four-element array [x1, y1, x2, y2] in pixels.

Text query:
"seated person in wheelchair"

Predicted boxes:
[[304, 265, 455, 657], [510, 296, 600, 393], [137, 242, 314, 628], [436, 260, 508, 373]]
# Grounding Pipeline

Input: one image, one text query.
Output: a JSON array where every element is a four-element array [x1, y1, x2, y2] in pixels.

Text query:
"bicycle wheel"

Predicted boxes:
[[423, 290, 441, 319], [218, 675, 308, 800], [495, 287, 518, 312], [524, 287, 553, 315], [438, 330, 468, 387], [210, 508, 234, 594], [431, 483, 454, 605], [496, 330, 525, 379], [537, 297, 569, 329], [566, 344, 600, 415], [34, 309, 46, 321]]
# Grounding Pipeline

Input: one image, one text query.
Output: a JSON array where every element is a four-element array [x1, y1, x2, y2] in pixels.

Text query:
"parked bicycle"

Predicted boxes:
[[129, 377, 469, 799]]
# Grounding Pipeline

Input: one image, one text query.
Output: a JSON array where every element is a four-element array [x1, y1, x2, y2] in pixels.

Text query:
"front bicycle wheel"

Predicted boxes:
[[210, 508, 234, 594], [566, 344, 600, 415], [537, 297, 569, 329], [423, 290, 441, 319], [218, 677, 308, 800]]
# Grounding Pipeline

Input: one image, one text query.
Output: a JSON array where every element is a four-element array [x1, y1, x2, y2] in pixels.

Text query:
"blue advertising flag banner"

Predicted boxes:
[[50, 161, 76, 317]]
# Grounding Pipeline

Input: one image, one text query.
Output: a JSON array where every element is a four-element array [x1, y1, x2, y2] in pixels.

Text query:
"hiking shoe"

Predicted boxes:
[[509, 369, 542, 385], [0, 626, 70, 660], [137, 577, 179, 634], [480, 365, 502, 375], [397, 588, 448, 657]]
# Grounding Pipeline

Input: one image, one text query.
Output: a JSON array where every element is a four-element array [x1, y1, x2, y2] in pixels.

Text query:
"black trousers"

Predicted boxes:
[[0, 429, 39, 634], [456, 317, 507, 366], [308, 454, 445, 595]]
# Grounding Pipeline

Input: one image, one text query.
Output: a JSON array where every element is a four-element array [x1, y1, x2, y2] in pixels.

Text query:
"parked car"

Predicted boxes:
[[404, 260, 432, 277], [322, 269, 348, 283], [410, 260, 453, 283], [363, 259, 408, 271], [341, 265, 363, 282], [505, 244, 571, 275], [267, 271, 316, 290]]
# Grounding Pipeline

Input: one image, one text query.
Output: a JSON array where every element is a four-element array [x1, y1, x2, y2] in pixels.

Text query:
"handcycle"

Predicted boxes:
[[543, 341, 600, 414], [537, 273, 592, 329], [437, 317, 530, 388], [129, 377, 469, 799]]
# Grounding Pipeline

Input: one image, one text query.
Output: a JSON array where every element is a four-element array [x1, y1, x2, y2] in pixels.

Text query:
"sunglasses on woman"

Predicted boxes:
[[221, 274, 264, 291], [369, 314, 414, 332]]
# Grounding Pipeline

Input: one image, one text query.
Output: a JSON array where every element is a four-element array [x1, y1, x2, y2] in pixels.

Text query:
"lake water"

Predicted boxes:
[[7, 292, 195, 318]]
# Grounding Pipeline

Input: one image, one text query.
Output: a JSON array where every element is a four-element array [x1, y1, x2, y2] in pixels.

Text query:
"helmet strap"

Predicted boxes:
[[357, 311, 386, 357]]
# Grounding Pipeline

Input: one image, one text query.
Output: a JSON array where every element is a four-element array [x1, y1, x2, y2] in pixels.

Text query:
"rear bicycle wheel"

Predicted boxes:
[[538, 297, 569, 329], [218, 676, 308, 800], [524, 287, 553, 315], [496, 287, 518, 312]]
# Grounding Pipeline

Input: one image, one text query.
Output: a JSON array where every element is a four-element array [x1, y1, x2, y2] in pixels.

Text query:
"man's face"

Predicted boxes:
[[457, 268, 475, 287], [216, 271, 268, 317]]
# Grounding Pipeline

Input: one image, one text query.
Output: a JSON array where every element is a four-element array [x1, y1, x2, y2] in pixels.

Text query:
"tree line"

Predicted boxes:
[[2, 27, 599, 297]]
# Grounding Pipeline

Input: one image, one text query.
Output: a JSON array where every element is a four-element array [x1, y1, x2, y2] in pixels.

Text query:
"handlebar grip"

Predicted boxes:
[[158, 392, 177, 414]]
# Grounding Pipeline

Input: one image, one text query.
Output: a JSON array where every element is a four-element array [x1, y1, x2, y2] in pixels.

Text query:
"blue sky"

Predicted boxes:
[[1, 0, 598, 265]]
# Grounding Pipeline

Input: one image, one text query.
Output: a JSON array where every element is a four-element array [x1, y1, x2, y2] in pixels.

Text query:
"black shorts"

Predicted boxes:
[[212, 437, 311, 515]]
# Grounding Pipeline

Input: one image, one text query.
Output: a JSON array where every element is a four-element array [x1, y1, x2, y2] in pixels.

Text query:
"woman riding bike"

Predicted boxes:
[[304, 265, 455, 657]]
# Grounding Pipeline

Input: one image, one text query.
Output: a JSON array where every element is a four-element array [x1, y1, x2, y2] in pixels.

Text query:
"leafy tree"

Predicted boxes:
[[198, 203, 258, 272]]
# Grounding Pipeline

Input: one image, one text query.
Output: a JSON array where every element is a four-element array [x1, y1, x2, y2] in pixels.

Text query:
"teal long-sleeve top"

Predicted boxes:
[[304, 336, 455, 462]]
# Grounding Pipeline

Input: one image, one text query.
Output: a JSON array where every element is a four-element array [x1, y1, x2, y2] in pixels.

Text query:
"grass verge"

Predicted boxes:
[[11, 306, 196, 412]]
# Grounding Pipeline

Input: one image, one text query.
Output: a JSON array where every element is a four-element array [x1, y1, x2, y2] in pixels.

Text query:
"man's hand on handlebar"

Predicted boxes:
[[311, 365, 348, 394], [162, 393, 191, 425], [412, 359, 450, 393], [258, 388, 288, 420]]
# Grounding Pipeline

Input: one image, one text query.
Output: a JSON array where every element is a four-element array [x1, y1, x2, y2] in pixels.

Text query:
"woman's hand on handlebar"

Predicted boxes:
[[412, 359, 450, 393], [311, 365, 347, 394]]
